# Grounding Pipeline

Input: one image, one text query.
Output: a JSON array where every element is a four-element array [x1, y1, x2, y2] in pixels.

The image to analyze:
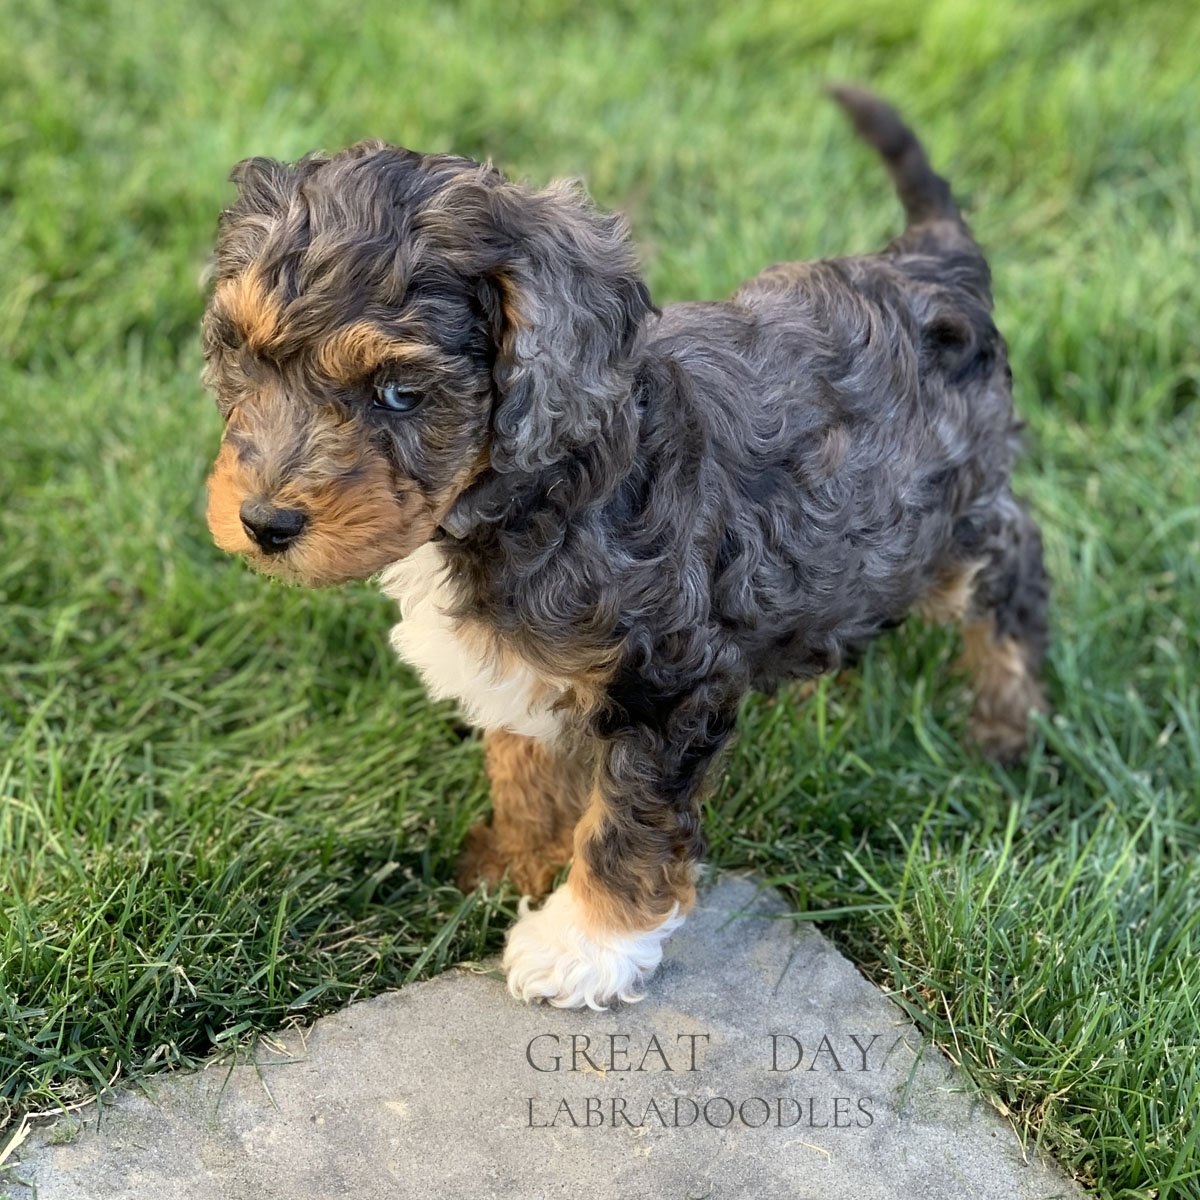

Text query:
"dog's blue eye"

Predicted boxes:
[[373, 381, 422, 413]]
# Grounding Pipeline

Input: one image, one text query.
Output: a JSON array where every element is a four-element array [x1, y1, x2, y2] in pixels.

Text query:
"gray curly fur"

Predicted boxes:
[[204, 88, 1049, 921]]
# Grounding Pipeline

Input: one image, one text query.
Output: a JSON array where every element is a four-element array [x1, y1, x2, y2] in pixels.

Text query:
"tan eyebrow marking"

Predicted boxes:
[[316, 322, 447, 384], [211, 268, 285, 354]]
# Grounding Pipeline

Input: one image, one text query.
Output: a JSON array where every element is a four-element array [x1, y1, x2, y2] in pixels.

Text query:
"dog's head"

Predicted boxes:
[[201, 143, 652, 585]]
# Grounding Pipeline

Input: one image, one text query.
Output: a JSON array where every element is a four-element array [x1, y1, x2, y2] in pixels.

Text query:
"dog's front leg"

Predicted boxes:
[[502, 685, 738, 1009], [457, 730, 592, 897]]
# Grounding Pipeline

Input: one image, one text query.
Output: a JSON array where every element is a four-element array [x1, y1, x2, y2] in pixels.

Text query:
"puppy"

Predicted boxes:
[[202, 88, 1048, 1009]]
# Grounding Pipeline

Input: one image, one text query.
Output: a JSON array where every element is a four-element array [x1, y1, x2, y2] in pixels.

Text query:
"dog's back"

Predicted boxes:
[[617, 92, 1029, 695]]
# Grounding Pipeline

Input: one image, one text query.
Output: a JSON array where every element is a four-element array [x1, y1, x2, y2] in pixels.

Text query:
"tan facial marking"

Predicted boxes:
[[274, 459, 432, 585], [212, 269, 285, 354], [316, 323, 447, 384], [205, 440, 257, 555]]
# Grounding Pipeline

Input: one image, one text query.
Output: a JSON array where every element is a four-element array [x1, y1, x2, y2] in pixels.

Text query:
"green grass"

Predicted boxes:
[[2, 0, 1199, 1195]]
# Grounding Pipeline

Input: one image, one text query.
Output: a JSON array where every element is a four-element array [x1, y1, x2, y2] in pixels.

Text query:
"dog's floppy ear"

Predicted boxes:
[[470, 178, 654, 474]]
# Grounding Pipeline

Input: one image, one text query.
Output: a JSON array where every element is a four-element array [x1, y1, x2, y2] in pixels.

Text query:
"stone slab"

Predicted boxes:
[[7, 876, 1080, 1199]]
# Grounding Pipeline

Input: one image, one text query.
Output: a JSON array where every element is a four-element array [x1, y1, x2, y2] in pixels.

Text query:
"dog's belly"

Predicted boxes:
[[379, 544, 564, 741]]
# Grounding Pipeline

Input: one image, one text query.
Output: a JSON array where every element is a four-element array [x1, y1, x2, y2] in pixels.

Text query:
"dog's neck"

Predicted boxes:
[[419, 342, 680, 646]]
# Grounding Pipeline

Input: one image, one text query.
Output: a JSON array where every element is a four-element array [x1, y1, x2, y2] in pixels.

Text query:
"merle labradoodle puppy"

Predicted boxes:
[[202, 88, 1049, 1009]]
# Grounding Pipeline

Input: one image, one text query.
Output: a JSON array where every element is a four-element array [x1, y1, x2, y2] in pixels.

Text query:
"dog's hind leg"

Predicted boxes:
[[952, 495, 1050, 763], [456, 731, 591, 898]]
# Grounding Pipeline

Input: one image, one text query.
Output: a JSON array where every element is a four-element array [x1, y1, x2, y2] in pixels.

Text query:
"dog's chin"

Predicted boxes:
[[234, 536, 430, 589], [238, 553, 349, 589]]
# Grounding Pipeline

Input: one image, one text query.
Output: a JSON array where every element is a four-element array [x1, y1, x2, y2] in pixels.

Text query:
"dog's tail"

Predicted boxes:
[[828, 85, 960, 227]]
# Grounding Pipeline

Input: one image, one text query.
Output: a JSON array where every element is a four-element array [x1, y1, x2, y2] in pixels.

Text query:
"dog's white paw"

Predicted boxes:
[[502, 883, 683, 1010]]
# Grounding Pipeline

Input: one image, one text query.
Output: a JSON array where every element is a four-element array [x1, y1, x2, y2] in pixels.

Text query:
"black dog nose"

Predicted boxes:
[[240, 500, 308, 553]]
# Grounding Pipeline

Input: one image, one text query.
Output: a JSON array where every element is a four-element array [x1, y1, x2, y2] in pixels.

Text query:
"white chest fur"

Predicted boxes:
[[379, 544, 564, 741]]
